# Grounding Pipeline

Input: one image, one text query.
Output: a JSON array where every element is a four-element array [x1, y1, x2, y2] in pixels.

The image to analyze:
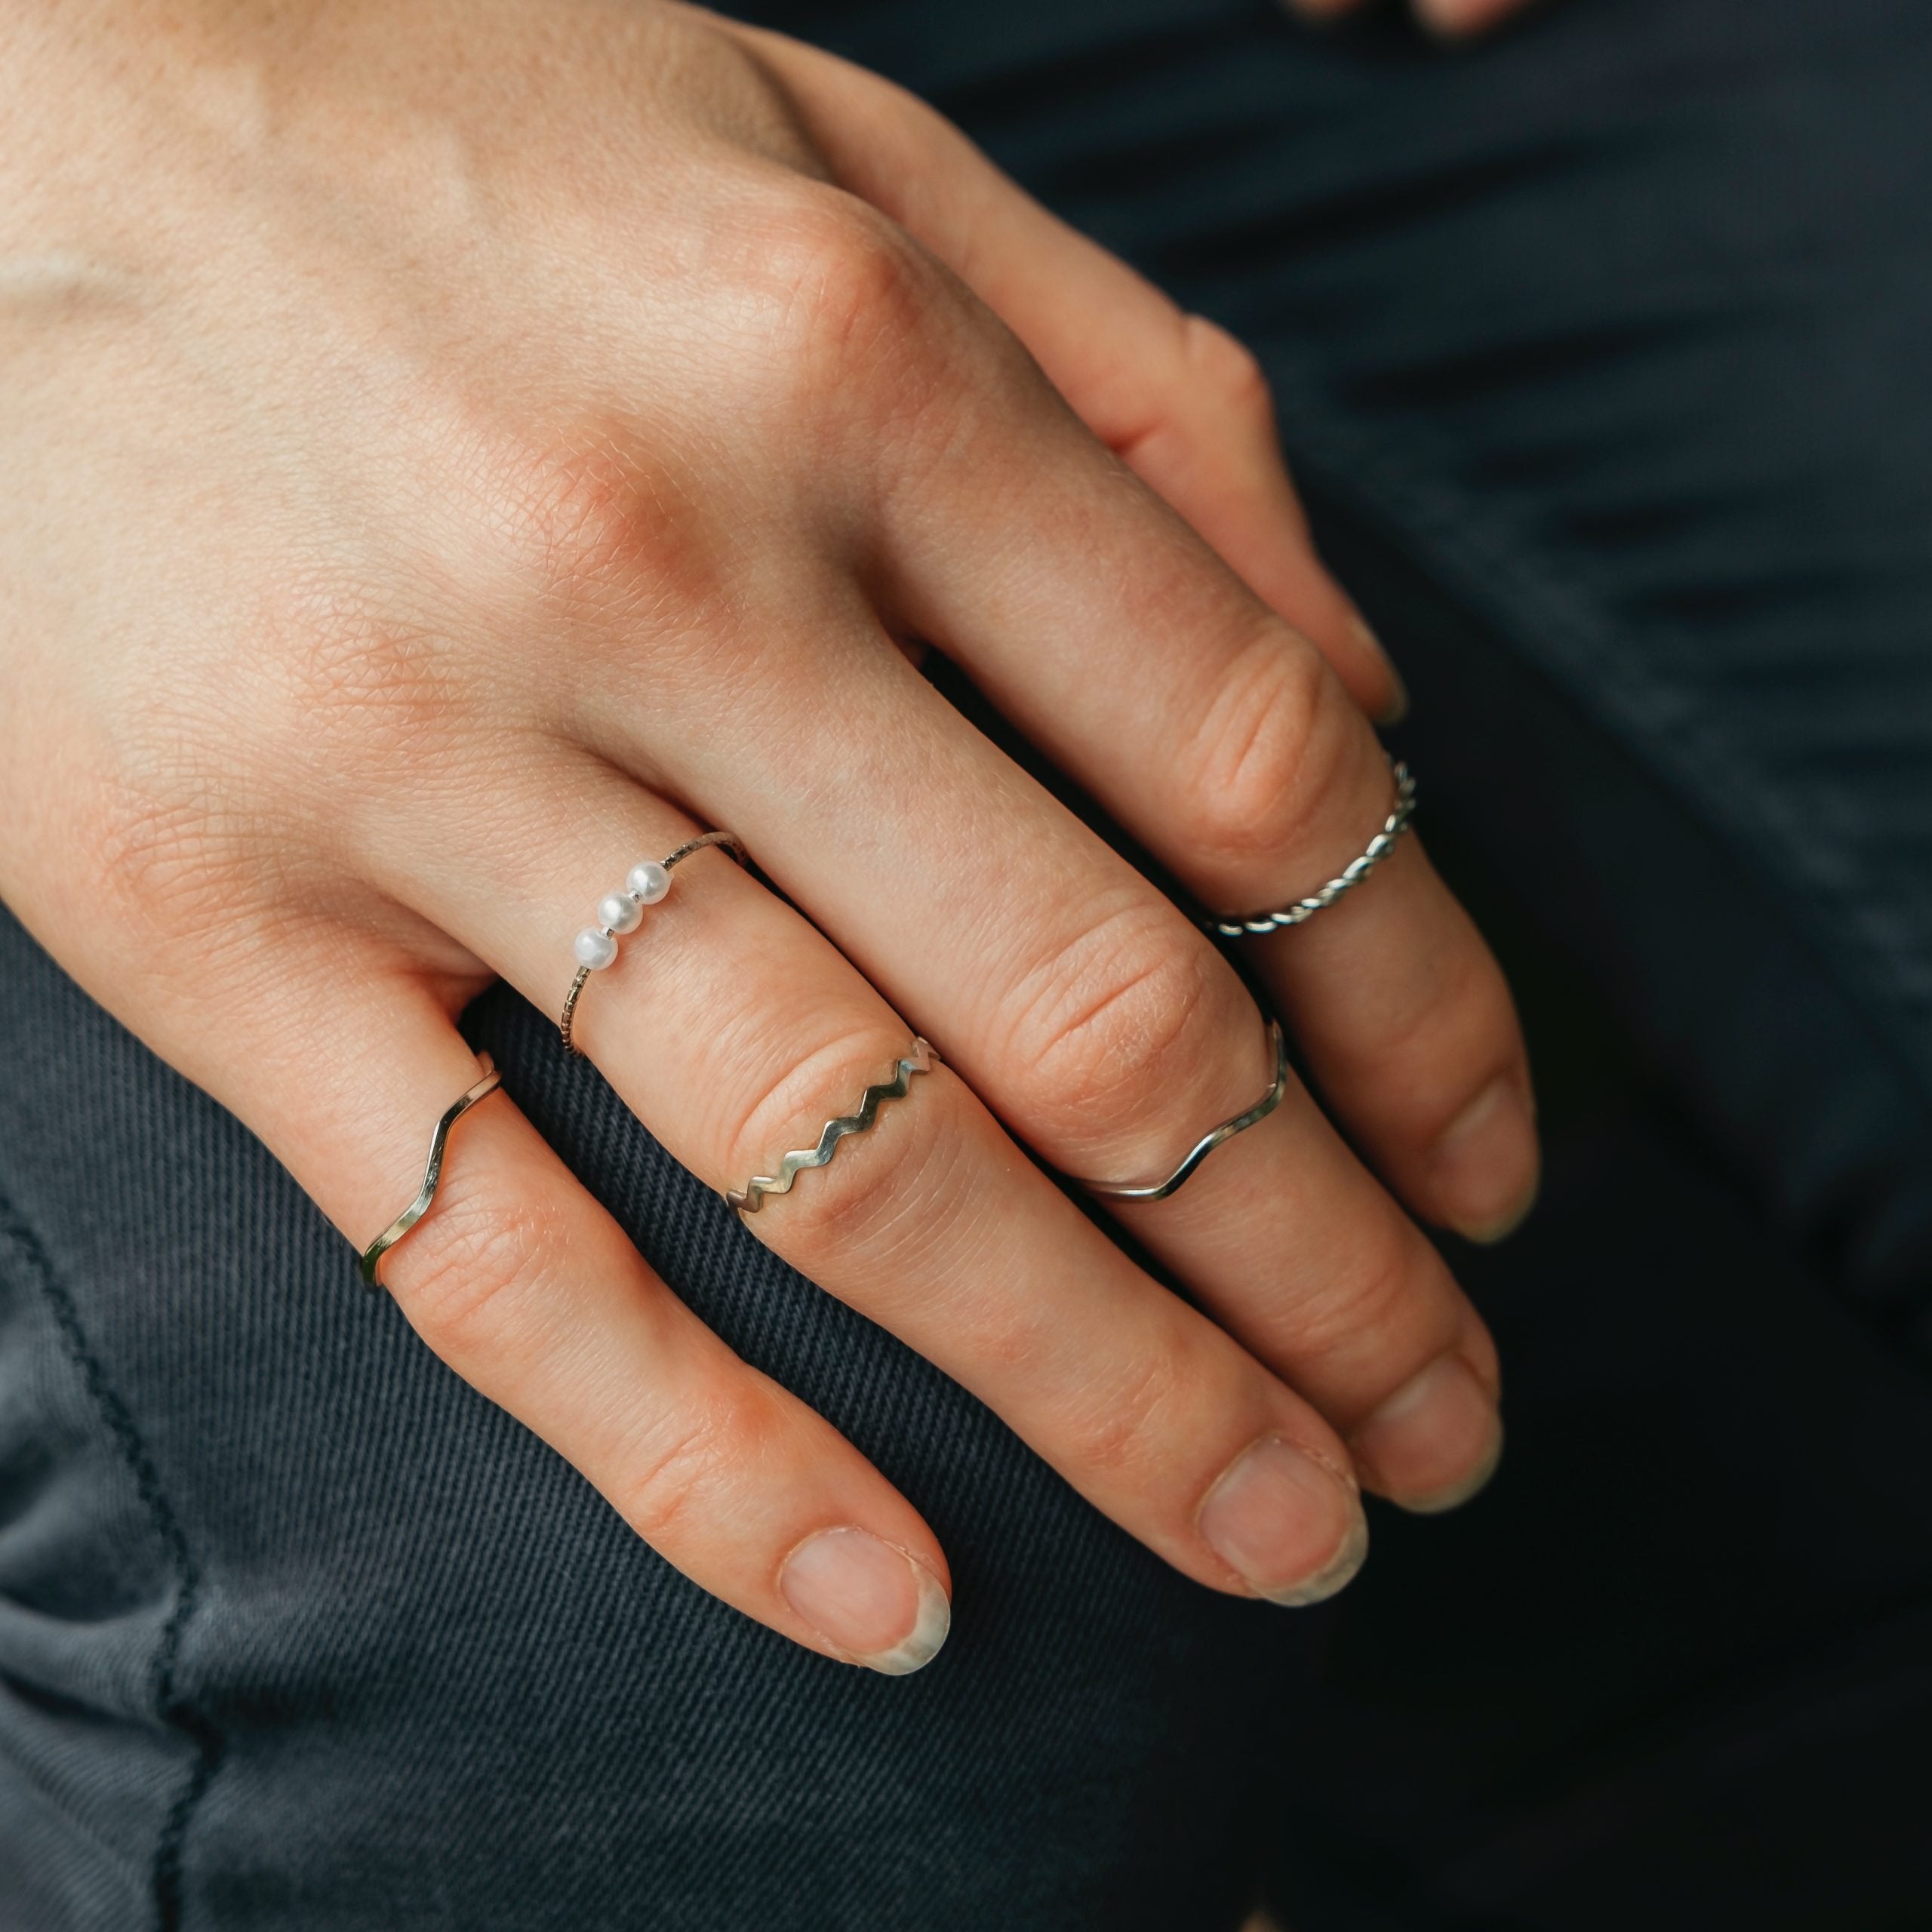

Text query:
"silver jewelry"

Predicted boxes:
[[727, 1038, 937, 1214], [1204, 759, 1416, 938], [560, 831, 747, 1055], [1081, 1017, 1287, 1202], [361, 1056, 504, 1288]]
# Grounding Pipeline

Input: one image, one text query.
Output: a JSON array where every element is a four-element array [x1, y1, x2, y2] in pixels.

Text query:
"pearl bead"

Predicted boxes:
[[626, 859, 672, 905], [574, 927, 619, 971], [598, 892, 642, 935]]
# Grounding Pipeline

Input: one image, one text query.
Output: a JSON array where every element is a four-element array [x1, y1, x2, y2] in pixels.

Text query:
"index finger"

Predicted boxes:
[[721, 22, 1404, 721]]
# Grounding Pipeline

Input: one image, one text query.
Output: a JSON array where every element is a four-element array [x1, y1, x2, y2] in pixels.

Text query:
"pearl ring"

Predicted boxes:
[[558, 830, 747, 1055]]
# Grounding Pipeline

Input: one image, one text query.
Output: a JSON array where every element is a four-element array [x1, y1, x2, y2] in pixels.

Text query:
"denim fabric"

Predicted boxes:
[[5, 0, 1930, 1927]]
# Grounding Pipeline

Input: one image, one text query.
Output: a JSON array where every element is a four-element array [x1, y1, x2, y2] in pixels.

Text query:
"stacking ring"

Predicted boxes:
[[1079, 1017, 1287, 1202], [560, 831, 747, 1055], [360, 1055, 504, 1288], [1204, 758, 1416, 939], [728, 1038, 937, 1214]]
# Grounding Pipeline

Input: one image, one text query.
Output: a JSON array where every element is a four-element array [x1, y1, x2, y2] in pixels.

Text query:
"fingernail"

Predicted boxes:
[[1350, 1353, 1503, 1512], [1197, 1436, 1368, 1607], [1350, 614, 1410, 725], [779, 1527, 951, 1675], [1431, 1076, 1539, 1241]]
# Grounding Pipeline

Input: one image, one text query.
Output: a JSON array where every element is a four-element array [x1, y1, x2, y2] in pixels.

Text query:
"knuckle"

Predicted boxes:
[[1373, 949, 1520, 1118], [469, 415, 730, 626], [1177, 635, 1355, 877], [1306, 894, 1521, 1128], [1276, 1231, 1429, 1384], [610, 1391, 767, 1549], [749, 189, 954, 415], [1004, 901, 1229, 1152], [1178, 314, 1273, 423], [392, 1168, 571, 1360], [1060, 1334, 1192, 1483]]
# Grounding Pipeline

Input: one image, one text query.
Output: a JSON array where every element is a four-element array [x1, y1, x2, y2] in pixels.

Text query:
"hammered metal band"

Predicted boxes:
[[360, 1056, 504, 1288], [1205, 759, 1417, 939], [727, 1038, 937, 1214], [560, 831, 747, 1056], [1080, 1017, 1287, 1202]]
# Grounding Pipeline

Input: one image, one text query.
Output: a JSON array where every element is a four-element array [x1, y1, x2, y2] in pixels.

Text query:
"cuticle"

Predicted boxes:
[[1291, 1434, 1362, 1496], [1194, 1431, 1361, 1539]]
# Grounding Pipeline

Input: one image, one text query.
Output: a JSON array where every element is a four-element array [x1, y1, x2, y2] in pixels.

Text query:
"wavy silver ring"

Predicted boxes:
[[560, 831, 747, 1056], [1080, 1017, 1287, 1202], [1205, 759, 1417, 939], [360, 1056, 504, 1288], [727, 1038, 937, 1214]]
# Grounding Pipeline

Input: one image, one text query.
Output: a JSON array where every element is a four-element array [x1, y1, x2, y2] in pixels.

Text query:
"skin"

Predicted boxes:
[[1286, 0, 1543, 38], [0, 0, 1540, 1672]]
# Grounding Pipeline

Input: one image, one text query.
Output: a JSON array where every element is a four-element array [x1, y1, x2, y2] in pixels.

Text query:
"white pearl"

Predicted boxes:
[[598, 892, 643, 935], [574, 927, 619, 971], [626, 859, 672, 904]]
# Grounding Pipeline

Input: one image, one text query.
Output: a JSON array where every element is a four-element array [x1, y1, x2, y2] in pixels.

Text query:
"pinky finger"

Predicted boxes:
[[235, 969, 953, 1675]]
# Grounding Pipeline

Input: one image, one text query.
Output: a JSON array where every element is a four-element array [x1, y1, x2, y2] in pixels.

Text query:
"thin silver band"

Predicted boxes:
[[1205, 759, 1417, 939], [728, 1038, 937, 1214], [1080, 1017, 1287, 1201], [560, 831, 747, 1057], [360, 1055, 503, 1288]]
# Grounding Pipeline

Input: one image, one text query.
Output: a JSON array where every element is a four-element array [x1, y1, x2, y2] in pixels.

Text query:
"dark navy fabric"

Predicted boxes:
[[4, 0, 1930, 1926]]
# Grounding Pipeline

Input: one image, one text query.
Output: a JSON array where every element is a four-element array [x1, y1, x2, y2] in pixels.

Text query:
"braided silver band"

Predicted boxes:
[[1205, 759, 1416, 939], [360, 1056, 503, 1288], [728, 1038, 937, 1214], [1081, 1017, 1287, 1202]]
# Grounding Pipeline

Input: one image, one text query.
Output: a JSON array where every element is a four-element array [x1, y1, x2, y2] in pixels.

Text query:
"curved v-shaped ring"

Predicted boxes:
[[360, 1056, 504, 1287], [1079, 1016, 1287, 1203]]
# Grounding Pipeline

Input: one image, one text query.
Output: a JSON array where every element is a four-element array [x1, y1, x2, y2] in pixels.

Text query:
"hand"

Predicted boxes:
[[0, 0, 1535, 1672]]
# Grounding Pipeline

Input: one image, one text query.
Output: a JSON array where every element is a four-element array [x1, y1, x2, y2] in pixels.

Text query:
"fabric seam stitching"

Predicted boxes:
[[0, 1194, 221, 1932]]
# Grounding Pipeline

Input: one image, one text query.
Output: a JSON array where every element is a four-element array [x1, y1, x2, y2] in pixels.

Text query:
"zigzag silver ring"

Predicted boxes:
[[360, 1056, 504, 1288], [560, 831, 747, 1056], [1205, 758, 1416, 938], [728, 1038, 937, 1214], [1080, 1017, 1287, 1203]]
